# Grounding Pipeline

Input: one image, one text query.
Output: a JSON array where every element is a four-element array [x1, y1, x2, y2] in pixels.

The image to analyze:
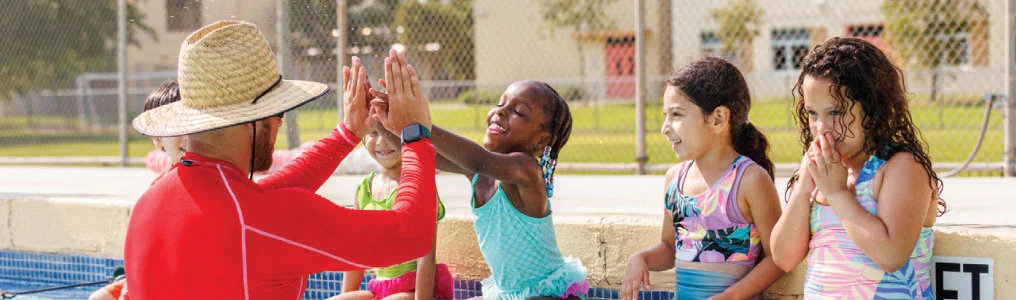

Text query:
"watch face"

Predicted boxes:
[[402, 125, 421, 143]]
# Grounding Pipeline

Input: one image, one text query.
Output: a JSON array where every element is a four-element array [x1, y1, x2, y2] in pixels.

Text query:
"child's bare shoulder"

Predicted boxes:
[[882, 151, 924, 173], [665, 163, 684, 183], [500, 151, 543, 173], [738, 164, 777, 199], [741, 163, 774, 185]]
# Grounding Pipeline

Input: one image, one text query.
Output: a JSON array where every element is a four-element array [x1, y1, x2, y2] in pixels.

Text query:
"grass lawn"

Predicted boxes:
[[285, 101, 1005, 164], [0, 101, 1005, 168]]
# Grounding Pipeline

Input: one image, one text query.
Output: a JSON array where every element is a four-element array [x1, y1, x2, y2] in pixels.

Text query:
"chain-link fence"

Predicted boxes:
[[0, 0, 179, 164], [666, 0, 1011, 176], [1, 0, 1014, 176]]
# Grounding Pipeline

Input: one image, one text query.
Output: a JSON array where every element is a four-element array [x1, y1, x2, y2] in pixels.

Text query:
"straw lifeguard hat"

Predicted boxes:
[[132, 20, 329, 137]]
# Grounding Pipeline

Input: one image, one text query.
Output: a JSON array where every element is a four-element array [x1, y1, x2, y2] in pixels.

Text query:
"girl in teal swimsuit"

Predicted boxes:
[[430, 80, 587, 300], [367, 55, 587, 299]]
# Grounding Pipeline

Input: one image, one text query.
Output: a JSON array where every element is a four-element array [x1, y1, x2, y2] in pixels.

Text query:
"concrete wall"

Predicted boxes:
[[4, 196, 1013, 298], [0, 197, 131, 258], [438, 215, 1016, 299]]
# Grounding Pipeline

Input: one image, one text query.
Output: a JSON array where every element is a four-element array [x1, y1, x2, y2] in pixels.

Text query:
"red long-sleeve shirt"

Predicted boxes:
[[124, 125, 437, 300]]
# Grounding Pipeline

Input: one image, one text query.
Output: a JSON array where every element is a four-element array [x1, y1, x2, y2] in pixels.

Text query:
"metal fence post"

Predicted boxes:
[[635, 0, 648, 175], [277, 0, 301, 149], [75, 76, 88, 132], [1006, 0, 1016, 177], [337, 0, 347, 121], [117, 0, 129, 167]]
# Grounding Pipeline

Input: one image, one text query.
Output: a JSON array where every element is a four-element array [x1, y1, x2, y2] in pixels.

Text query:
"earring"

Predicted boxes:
[[539, 146, 556, 198]]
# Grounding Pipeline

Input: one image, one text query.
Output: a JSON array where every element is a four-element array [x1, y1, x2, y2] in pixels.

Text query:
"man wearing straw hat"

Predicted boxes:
[[124, 20, 438, 299]]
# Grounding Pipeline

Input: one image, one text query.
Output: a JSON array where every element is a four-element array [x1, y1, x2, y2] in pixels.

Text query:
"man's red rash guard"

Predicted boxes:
[[124, 124, 437, 300]]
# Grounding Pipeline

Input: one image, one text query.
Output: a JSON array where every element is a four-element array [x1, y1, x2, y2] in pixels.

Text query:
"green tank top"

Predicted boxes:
[[356, 172, 446, 279]]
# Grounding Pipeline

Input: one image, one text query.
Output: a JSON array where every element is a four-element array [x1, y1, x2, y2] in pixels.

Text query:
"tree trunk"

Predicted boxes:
[[575, 24, 598, 131], [576, 25, 587, 95], [657, 0, 672, 75], [932, 68, 943, 129], [931, 68, 939, 103], [24, 92, 35, 129]]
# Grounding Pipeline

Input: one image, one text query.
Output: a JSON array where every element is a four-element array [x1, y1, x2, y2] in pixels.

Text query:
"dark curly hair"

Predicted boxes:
[[668, 57, 774, 179], [787, 37, 945, 215]]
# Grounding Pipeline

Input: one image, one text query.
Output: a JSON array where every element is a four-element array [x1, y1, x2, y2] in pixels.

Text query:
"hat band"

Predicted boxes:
[[251, 75, 284, 104]]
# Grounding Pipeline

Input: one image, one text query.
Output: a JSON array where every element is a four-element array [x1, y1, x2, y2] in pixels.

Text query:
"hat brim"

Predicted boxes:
[[132, 80, 329, 137]]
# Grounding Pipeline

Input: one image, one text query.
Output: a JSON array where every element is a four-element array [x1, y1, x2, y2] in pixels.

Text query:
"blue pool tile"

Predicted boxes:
[[1, 250, 683, 300]]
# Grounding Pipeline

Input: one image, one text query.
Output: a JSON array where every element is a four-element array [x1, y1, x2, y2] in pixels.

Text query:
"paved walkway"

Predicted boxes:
[[1, 166, 1013, 226]]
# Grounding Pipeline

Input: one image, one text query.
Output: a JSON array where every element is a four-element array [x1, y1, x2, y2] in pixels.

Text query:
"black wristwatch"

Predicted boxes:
[[400, 123, 431, 145]]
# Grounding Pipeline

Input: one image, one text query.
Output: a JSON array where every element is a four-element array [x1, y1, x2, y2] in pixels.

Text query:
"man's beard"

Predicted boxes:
[[251, 122, 275, 172]]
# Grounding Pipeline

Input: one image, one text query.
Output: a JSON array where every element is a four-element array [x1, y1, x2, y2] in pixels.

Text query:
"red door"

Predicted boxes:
[[605, 36, 635, 99]]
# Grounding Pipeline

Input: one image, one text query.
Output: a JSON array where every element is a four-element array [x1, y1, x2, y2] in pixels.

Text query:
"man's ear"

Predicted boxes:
[[151, 137, 164, 151]]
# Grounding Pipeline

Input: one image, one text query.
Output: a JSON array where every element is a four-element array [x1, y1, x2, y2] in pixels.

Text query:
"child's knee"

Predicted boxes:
[[328, 290, 376, 300], [87, 289, 116, 300], [380, 292, 415, 300]]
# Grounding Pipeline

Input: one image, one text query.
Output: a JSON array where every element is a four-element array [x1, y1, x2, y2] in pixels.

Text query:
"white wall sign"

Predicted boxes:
[[933, 256, 994, 300]]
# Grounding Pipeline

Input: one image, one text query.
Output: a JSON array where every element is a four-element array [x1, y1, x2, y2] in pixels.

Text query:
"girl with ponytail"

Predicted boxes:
[[622, 57, 785, 300]]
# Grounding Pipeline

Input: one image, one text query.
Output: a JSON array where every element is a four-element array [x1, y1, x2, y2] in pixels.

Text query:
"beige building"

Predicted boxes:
[[671, 0, 1005, 99], [127, 0, 277, 73], [130, 0, 1006, 101], [473, 0, 1006, 101], [472, 0, 671, 101]]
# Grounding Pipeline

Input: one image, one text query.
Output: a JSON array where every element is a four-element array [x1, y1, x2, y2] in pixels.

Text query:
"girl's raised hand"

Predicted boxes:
[[368, 79, 390, 123], [806, 133, 850, 201], [793, 139, 820, 202], [377, 49, 432, 135], [341, 56, 373, 138]]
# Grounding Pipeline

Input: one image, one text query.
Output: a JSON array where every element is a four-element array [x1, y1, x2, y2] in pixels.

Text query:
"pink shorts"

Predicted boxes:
[[367, 263, 455, 300]]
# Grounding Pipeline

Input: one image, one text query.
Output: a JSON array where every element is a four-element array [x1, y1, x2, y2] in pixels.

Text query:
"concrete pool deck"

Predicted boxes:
[[0, 166, 1013, 298]]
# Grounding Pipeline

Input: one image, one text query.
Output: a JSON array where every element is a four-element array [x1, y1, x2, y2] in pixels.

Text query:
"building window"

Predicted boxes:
[[848, 24, 884, 38], [771, 28, 810, 71], [700, 31, 737, 62], [848, 24, 893, 54], [934, 28, 971, 67], [167, 0, 202, 32], [849, 23, 982, 68]]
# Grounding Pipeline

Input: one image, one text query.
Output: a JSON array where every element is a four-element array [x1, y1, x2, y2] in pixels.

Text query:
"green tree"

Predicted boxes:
[[710, 0, 763, 69], [288, 0, 401, 81], [393, 0, 475, 81], [882, 0, 988, 103], [287, 0, 473, 82], [537, 0, 617, 83], [0, 0, 154, 100]]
